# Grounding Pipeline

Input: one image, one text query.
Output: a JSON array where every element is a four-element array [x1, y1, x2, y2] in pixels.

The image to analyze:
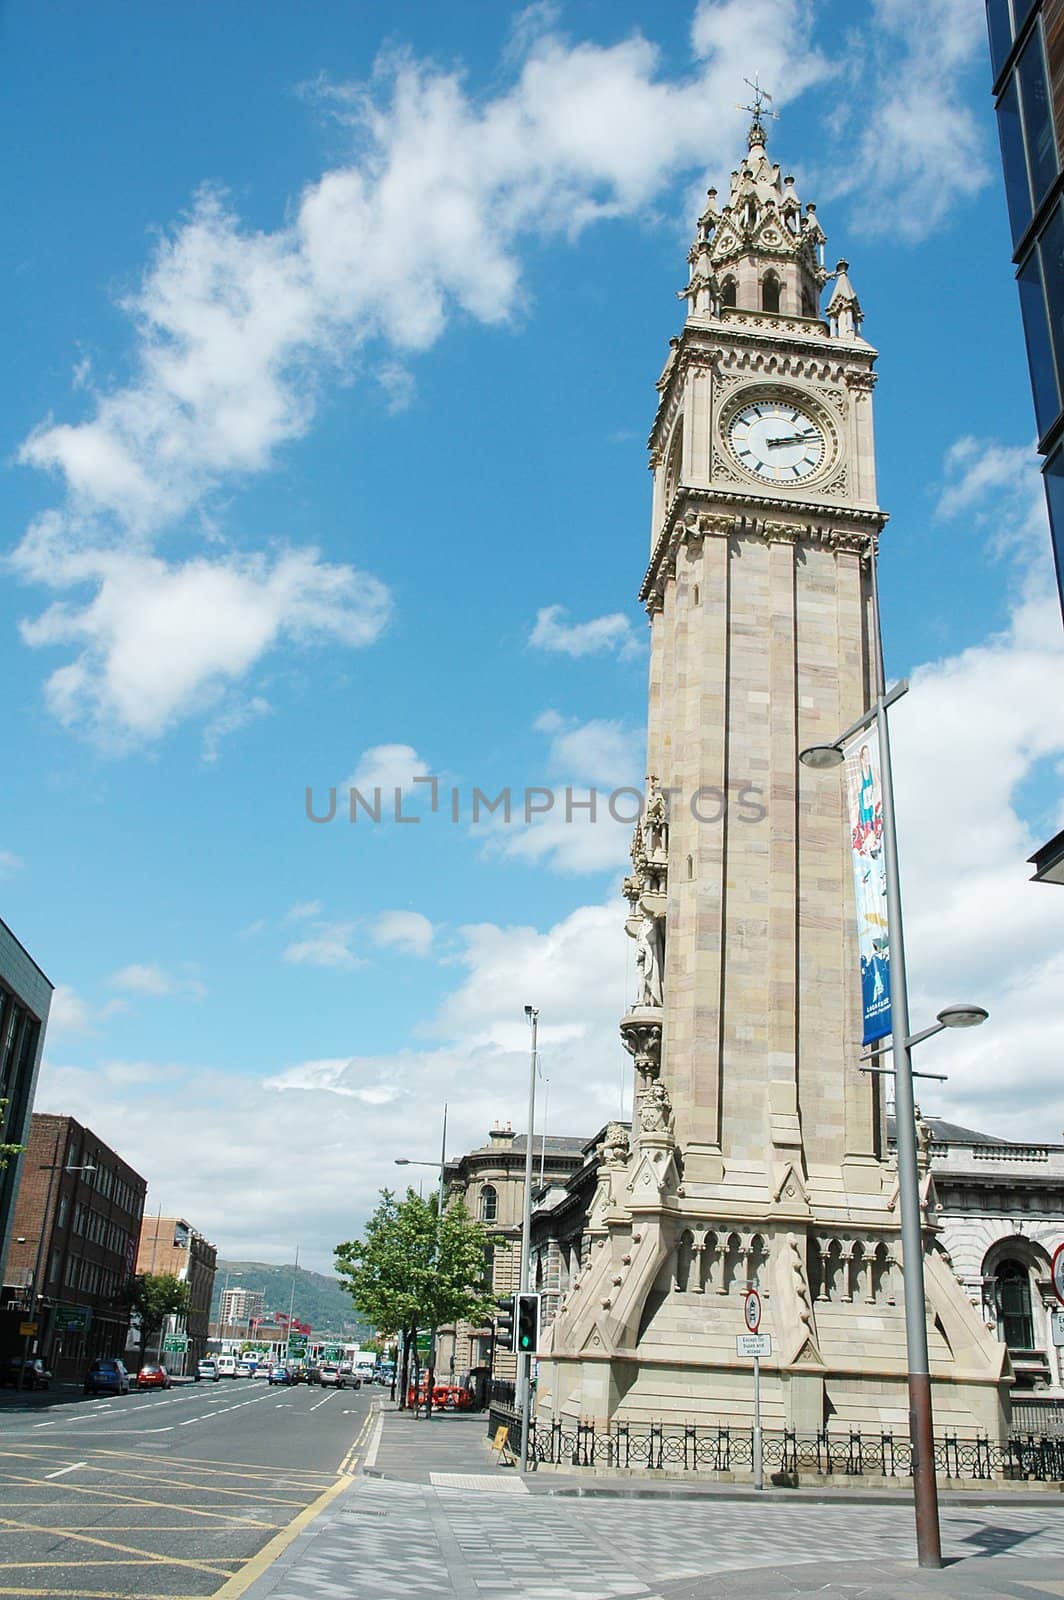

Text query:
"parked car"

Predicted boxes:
[[318, 1363, 349, 1389], [234, 1360, 254, 1379], [268, 1365, 292, 1385], [84, 1358, 129, 1395], [135, 1363, 172, 1391], [196, 1359, 219, 1382], [4, 1356, 52, 1390]]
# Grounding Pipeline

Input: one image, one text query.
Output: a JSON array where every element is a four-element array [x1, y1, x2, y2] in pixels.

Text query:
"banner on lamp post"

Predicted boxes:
[[843, 732, 892, 1044]]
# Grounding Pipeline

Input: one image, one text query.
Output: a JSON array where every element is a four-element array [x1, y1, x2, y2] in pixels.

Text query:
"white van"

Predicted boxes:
[[216, 1354, 238, 1378]]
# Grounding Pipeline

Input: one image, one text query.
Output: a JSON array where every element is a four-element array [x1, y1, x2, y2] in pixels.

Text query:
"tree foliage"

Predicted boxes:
[[0, 1099, 25, 1175], [335, 1188, 501, 1343], [123, 1272, 191, 1358]]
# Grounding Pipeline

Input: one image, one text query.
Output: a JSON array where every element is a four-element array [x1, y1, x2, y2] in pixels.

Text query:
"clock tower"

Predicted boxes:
[[538, 109, 1009, 1440]]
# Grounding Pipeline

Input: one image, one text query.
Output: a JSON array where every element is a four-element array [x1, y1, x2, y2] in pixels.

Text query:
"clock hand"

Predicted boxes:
[[765, 433, 816, 448]]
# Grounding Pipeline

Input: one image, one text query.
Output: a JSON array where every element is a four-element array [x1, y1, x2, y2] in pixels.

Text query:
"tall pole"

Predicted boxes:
[[871, 552, 942, 1569], [424, 1104, 448, 1419], [285, 1246, 299, 1367], [518, 1008, 538, 1472]]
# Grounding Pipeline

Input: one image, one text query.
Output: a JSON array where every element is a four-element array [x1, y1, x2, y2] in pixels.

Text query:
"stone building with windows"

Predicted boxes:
[[919, 1115, 1064, 1406], [5, 1113, 146, 1378], [434, 1123, 587, 1388]]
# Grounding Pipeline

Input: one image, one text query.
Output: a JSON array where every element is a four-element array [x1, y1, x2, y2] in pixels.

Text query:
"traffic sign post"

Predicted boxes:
[[740, 1292, 767, 1492]]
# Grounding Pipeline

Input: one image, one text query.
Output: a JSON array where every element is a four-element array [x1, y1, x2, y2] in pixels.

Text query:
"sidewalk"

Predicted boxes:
[[234, 1402, 1064, 1600]]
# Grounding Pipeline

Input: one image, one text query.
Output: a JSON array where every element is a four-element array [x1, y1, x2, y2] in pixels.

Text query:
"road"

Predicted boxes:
[[0, 1375, 375, 1599]]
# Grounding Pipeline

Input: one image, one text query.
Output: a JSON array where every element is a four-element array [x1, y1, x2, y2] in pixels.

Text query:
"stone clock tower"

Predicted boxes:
[[538, 111, 1009, 1439]]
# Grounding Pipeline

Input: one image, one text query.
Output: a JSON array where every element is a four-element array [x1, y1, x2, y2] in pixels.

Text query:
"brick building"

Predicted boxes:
[[0, 920, 53, 1281], [5, 1114, 146, 1378], [134, 1216, 217, 1372]]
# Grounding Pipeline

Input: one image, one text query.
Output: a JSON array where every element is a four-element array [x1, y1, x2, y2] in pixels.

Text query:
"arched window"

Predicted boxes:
[[996, 1259, 1034, 1349], [762, 272, 781, 313], [802, 286, 816, 318], [721, 276, 737, 309], [480, 1184, 498, 1223]]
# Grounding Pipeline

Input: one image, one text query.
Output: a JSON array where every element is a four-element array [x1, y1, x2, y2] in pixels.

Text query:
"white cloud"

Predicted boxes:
[[108, 963, 207, 999], [374, 910, 435, 957], [482, 712, 644, 874], [827, 0, 990, 241], [0, 851, 24, 879], [48, 984, 92, 1034], [890, 440, 1064, 1137], [16, 540, 391, 745], [286, 899, 323, 922], [530, 604, 643, 660], [202, 695, 271, 764], [32, 898, 631, 1267], [283, 922, 361, 969]]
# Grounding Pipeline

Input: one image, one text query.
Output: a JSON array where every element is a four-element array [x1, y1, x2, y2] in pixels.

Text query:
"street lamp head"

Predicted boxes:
[[936, 1003, 989, 1030], [798, 743, 845, 771], [394, 1158, 411, 1166], [524, 1004, 536, 1018]]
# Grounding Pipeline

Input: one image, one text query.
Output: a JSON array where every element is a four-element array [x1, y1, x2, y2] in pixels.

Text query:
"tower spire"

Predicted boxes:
[[736, 73, 779, 151]]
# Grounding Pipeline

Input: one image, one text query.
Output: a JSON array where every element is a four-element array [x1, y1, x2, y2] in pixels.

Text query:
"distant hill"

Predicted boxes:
[[212, 1260, 371, 1340]]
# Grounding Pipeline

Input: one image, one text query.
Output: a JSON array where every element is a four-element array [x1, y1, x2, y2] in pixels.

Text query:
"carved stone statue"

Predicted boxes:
[[634, 912, 664, 1007], [643, 785, 669, 857]]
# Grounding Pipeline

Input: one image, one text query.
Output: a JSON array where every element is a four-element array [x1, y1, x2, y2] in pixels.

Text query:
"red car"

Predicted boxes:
[[135, 1363, 172, 1390]]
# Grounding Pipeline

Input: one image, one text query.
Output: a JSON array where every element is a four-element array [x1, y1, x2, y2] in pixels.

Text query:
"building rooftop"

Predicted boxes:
[[887, 1114, 1064, 1151]]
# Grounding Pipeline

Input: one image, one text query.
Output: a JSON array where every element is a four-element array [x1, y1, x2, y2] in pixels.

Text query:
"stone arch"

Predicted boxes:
[[761, 270, 782, 313], [664, 416, 684, 505], [674, 1228, 695, 1292], [480, 1184, 498, 1223]]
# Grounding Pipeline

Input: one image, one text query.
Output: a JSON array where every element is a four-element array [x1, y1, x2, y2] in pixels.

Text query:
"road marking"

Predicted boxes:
[[309, 1393, 333, 1412], [43, 1462, 86, 1479], [0, 1517, 233, 1579], [209, 1472, 353, 1599]]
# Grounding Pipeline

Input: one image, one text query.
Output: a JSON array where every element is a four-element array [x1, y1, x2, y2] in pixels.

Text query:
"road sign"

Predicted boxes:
[[1052, 1310, 1064, 1347], [163, 1336, 188, 1353], [1052, 1243, 1064, 1307], [54, 1305, 91, 1333], [743, 1290, 761, 1333], [737, 1334, 772, 1358], [19, 1321, 37, 1338], [287, 1334, 308, 1354]]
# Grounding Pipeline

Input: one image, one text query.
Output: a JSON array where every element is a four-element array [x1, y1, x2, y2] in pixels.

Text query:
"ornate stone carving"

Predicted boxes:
[[639, 1081, 673, 1134], [619, 1011, 662, 1080], [599, 1122, 631, 1168]]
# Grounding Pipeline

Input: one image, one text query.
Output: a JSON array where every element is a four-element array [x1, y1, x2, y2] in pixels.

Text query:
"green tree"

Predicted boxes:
[[335, 1188, 502, 1408], [123, 1272, 191, 1364], [0, 1099, 25, 1174]]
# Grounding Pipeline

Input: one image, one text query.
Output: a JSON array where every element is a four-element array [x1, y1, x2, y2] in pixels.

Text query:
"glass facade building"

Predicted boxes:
[[987, 0, 1064, 614]]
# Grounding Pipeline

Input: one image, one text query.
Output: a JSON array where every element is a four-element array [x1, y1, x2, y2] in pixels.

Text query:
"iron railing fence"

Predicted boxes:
[[486, 1410, 1064, 1482], [1012, 1399, 1064, 1436]]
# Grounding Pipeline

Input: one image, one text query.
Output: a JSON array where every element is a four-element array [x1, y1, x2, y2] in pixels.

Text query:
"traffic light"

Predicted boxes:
[[516, 1293, 540, 1356], [494, 1295, 515, 1349]]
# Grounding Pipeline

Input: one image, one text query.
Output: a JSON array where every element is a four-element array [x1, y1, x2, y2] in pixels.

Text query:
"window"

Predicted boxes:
[[802, 286, 816, 318], [987, 0, 1013, 78], [996, 1259, 1035, 1348], [721, 277, 737, 309], [1041, 446, 1064, 608], [57, 1194, 69, 1229], [1017, 26, 1058, 211], [998, 76, 1035, 244], [480, 1184, 498, 1222], [761, 272, 781, 313], [1017, 246, 1060, 433]]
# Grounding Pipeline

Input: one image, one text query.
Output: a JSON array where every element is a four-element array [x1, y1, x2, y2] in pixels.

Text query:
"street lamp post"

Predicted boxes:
[[21, 1136, 98, 1387], [798, 551, 989, 1568], [394, 1103, 448, 1419], [518, 1006, 538, 1473]]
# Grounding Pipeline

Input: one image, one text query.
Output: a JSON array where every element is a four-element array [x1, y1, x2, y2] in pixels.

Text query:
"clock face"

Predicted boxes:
[[728, 399, 827, 483]]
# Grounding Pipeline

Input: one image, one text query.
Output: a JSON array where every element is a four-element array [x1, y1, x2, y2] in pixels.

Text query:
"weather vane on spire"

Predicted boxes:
[[736, 73, 779, 148]]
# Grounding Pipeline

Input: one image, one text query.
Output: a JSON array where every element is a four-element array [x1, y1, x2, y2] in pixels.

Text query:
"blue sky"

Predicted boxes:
[[3, 0, 1063, 1271]]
